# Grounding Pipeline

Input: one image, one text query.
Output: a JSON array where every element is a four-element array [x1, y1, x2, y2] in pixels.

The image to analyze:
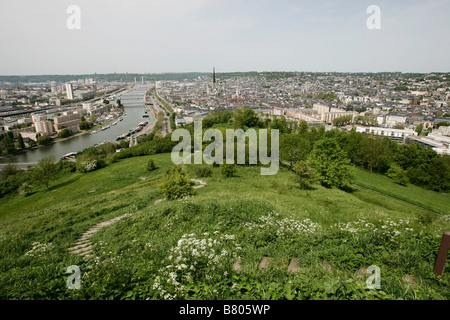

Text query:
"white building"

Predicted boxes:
[[356, 126, 417, 143], [31, 114, 54, 136], [65, 83, 74, 100]]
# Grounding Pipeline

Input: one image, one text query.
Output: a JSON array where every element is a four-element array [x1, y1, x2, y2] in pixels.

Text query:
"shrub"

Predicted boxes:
[[76, 155, 106, 173], [147, 159, 156, 171], [159, 165, 195, 200], [221, 164, 237, 178], [291, 160, 316, 189], [18, 182, 33, 196], [193, 165, 212, 178], [387, 164, 409, 186]]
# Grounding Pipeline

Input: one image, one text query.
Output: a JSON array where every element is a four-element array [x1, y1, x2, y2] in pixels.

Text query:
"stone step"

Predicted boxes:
[[70, 245, 93, 255], [287, 258, 300, 272], [258, 257, 270, 270], [232, 258, 242, 272], [68, 242, 91, 251]]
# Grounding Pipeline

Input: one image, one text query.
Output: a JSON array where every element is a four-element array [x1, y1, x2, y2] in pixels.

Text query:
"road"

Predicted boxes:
[[147, 91, 173, 138], [0, 162, 37, 170]]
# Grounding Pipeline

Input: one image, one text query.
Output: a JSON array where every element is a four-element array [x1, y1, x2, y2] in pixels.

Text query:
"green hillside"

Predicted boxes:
[[0, 153, 449, 300]]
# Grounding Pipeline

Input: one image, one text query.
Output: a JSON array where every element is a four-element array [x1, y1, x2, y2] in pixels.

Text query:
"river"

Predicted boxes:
[[0, 84, 153, 166]]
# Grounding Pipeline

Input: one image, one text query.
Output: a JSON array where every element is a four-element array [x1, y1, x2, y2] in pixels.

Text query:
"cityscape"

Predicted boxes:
[[0, 0, 449, 313]]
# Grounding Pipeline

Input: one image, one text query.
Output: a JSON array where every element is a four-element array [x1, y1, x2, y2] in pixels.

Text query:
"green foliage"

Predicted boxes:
[[18, 182, 33, 196], [111, 136, 177, 162], [415, 124, 424, 135], [221, 163, 237, 178], [146, 159, 156, 171], [280, 134, 312, 168], [363, 135, 395, 173], [58, 128, 72, 139], [232, 108, 261, 129], [309, 137, 352, 189], [1, 164, 18, 180], [202, 110, 233, 128], [159, 165, 195, 200], [269, 116, 290, 134], [387, 164, 409, 186], [31, 156, 58, 192], [37, 135, 53, 146], [17, 134, 25, 149], [0, 152, 449, 300], [193, 165, 212, 178], [170, 113, 176, 131], [79, 121, 90, 130], [291, 160, 316, 189], [332, 115, 353, 127]]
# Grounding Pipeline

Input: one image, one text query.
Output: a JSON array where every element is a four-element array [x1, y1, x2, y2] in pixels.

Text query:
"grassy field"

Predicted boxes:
[[0, 153, 449, 299]]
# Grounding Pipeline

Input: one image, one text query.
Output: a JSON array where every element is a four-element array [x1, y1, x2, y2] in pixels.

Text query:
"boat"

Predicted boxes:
[[112, 121, 118, 126], [61, 152, 77, 160], [116, 133, 128, 141]]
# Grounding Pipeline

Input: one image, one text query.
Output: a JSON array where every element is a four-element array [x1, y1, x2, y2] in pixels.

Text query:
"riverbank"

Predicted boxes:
[[0, 85, 151, 164], [0, 113, 124, 162]]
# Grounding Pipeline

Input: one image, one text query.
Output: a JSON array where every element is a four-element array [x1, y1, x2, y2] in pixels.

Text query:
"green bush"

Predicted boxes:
[[147, 159, 156, 171], [387, 164, 409, 186], [159, 165, 195, 200], [291, 160, 316, 189], [193, 165, 212, 178], [221, 163, 237, 178]]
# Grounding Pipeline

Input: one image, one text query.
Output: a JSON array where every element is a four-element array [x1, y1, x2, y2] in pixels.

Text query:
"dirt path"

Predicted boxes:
[[68, 213, 131, 258]]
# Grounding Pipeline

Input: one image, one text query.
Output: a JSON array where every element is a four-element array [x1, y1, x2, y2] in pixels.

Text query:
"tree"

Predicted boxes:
[[17, 134, 25, 149], [270, 116, 289, 133], [103, 99, 109, 105], [309, 137, 352, 189], [332, 115, 353, 127], [58, 128, 72, 138], [1, 164, 18, 180], [31, 156, 58, 192], [242, 109, 260, 128], [291, 160, 316, 189], [89, 113, 97, 123], [415, 124, 424, 135], [296, 120, 309, 135], [79, 121, 90, 130], [363, 135, 394, 173], [37, 135, 53, 146], [159, 165, 194, 200], [387, 164, 409, 186], [280, 134, 312, 169]]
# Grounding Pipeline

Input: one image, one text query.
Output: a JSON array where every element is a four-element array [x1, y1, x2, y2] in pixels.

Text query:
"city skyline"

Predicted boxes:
[[1, 0, 450, 75]]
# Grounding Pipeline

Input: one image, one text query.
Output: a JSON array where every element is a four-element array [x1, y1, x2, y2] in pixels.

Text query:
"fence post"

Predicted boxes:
[[434, 232, 450, 276]]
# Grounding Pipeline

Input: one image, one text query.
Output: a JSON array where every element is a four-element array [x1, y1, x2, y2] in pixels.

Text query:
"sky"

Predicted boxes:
[[0, 0, 449, 75]]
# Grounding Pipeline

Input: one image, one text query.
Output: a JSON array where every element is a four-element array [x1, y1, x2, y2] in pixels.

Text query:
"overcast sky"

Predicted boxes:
[[0, 0, 449, 75]]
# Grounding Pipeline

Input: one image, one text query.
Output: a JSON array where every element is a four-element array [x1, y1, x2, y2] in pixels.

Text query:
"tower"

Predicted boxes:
[[213, 67, 216, 85]]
